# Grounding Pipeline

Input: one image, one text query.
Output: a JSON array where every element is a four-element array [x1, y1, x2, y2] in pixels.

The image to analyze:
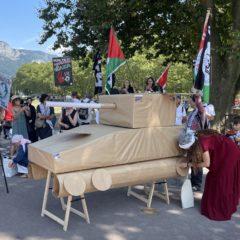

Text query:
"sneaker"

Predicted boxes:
[[192, 186, 201, 192], [19, 174, 28, 178]]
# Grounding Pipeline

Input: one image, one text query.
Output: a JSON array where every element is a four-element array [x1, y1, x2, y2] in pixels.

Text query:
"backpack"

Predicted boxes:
[[78, 99, 91, 120]]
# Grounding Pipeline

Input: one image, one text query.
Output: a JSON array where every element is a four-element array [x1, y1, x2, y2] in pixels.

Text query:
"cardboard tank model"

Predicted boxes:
[[28, 94, 187, 230]]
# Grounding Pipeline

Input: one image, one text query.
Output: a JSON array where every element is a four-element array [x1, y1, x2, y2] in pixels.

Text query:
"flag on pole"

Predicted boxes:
[[93, 49, 102, 95], [156, 66, 170, 93], [193, 10, 211, 103], [105, 28, 126, 94]]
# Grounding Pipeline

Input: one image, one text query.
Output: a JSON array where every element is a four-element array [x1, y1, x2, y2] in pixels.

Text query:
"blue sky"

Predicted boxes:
[[0, 0, 55, 53]]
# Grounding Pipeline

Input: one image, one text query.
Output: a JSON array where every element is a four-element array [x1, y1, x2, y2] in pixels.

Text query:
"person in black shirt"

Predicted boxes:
[[58, 97, 79, 131]]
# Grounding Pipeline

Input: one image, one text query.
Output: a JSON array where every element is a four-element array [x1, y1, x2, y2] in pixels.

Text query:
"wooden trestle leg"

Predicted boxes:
[[41, 170, 90, 231]]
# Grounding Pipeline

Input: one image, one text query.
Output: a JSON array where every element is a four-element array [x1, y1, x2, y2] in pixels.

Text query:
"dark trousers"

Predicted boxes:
[[191, 167, 203, 189]]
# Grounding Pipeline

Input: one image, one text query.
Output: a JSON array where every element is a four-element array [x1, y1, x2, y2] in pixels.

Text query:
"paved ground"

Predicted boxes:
[[0, 138, 239, 240]]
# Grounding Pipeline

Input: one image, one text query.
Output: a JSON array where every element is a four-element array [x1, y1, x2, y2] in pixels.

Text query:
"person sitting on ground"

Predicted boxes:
[[58, 96, 79, 131], [179, 129, 240, 221], [8, 134, 31, 177]]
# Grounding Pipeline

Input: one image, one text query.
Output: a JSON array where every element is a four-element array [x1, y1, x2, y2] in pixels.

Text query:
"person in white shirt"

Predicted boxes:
[[175, 94, 187, 125], [202, 102, 215, 128]]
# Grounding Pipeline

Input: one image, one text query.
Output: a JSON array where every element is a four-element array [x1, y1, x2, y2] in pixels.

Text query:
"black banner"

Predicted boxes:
[[52, 57, 73, 86]]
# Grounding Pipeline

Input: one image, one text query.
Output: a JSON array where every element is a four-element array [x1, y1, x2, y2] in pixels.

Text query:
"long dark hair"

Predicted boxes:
[[187, 129, 220, 171], [145, 77, 155, 86], [39, 94, 49, 103]]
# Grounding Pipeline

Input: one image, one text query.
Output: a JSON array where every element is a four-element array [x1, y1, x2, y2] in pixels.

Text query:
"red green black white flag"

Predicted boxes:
[[156, 66, 170, 93], [193, 10, 211, 103], [105, 28, 126, 94]]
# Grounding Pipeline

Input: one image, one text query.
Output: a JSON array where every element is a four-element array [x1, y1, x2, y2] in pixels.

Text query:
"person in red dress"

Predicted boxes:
[[179, 129, 240, 220]]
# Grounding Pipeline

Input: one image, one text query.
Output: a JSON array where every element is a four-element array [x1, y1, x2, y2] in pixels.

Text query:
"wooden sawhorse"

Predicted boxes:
[[41, 171, 90, 231], [127, 180, 170, 208]]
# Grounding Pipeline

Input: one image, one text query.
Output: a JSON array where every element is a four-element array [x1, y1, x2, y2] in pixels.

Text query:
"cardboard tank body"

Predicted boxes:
[[28, 94, 187, 197]]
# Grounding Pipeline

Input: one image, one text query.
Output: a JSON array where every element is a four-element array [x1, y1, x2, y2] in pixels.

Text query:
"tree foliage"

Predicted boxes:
[[39, 0, 205, 63], [38, 0, 240, 122], [12, 52, 192, 96]]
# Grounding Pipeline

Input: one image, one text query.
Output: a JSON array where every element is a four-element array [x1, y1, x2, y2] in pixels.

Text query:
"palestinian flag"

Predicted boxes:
[[105, 28, 126, 94], [156, 66, 170, 93], [193, 11, 211, 103]]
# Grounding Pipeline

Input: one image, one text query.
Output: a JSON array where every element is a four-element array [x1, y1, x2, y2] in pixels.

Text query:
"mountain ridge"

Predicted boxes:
[[0, 41, 56, 78]]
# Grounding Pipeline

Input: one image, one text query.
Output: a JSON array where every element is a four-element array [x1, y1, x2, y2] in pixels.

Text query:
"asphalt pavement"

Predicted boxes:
[[0, 137, 239, 240]]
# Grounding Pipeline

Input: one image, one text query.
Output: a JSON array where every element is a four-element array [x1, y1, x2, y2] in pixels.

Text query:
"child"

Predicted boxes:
[[226, 116, 240, 146]]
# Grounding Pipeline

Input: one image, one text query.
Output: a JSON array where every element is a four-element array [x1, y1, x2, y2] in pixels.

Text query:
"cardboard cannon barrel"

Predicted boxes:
[[53, 157, 188, 197], [28, 124, 183, 174]]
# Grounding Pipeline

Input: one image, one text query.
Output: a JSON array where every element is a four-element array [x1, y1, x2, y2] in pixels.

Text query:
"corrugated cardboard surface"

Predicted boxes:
[[99, 94, 176, 128], [28, 124, 183, 174]]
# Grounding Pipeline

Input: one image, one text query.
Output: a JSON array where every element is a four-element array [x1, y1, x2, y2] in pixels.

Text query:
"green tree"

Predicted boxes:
[[38, 0, 240, 122], [13, 52, 191, 97]]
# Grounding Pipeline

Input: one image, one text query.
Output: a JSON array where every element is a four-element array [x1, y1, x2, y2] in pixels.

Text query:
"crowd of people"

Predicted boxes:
[[0, 76, 239, 221], [0, 91, 98, 177]]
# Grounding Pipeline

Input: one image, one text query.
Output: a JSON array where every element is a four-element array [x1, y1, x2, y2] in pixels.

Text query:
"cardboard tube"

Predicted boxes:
[[63, 173, 86, 196], [91, 169, 112, 191], [176, 158, 189, 176], [53, 157, 186, 197], [46, 101, 116, 109]]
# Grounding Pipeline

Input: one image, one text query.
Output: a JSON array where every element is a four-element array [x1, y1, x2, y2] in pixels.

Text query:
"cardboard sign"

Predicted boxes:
[[52, 57, 73, 86]]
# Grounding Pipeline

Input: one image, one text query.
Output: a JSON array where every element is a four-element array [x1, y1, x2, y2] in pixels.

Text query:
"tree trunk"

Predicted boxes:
[[206, 0, 240, 125]]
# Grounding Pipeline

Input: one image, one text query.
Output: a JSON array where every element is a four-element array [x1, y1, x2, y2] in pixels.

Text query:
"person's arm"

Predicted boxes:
[[205, 104, 215, 121], [66, 110, 78, 127], [46, 107, 55, 120], [195, 95, 205, 114], [197, 151, 210, 168], [205, 111, 214, 121], [10, 144, 18, 158], [235, 132, 240, 142], [23, 106, 30, 117], [31, 106, 36, 122], [0, 109, 5, 121], [36, 105, 47, 120], [180, 150, 211, 169], [58, 112, 69, 129], [12, 145, 25, 164]]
